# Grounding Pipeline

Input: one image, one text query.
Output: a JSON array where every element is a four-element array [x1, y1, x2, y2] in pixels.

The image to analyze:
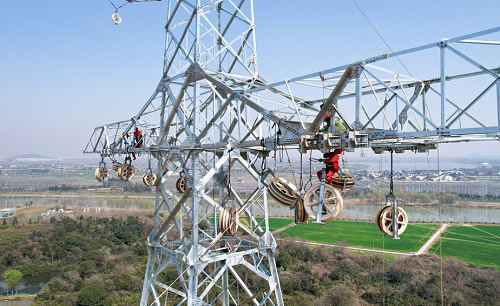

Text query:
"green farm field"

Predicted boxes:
[[256, 217, 294, 232], [281, 219, 439, 253], [208, 217, 294, 233], [429, 225, 500, 268]]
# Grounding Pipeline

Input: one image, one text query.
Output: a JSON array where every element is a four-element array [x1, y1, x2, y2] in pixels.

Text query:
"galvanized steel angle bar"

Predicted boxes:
[[158, 186, 189, 246], [242, 254, 270, 280], [228, 266, 260, 306], [153, 280, 186, 298], [163, 8, 197, 76], [155, 188, 192, 242], [221, 0, 252, 25], [446, 45, 500, 80], [197, 265, 227, 301], [213, 121, 240, 143], [392, 79, 423, 131], [150, 282, 161, 306], [196, 92, 236, 143], [229, 186, 265, 234], [228, 29, 255, 74], [427, 86, 486, 127], [364, 68, 438, 129], [200, 13, 253, 75], [284, 79, 306, 130], [446, 79, 499, 129], [201, 26, 253, 69], [196, 150, 231, 191]]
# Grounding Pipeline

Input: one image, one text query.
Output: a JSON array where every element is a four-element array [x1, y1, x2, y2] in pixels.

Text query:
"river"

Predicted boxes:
[[266, 203, 500, 223]]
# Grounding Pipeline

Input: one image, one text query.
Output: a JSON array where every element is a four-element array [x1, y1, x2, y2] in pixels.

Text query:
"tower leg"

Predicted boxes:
[[267, 250, 284, 306], [140, 245, 158, 306], [223, 263, 229, 306]]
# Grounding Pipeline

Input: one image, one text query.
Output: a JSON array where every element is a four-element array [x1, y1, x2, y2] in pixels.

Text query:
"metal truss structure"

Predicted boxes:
[[83, 0, 500, 305]]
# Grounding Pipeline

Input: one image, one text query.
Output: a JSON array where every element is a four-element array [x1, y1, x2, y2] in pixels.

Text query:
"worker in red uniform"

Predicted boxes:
[[319, 113, 332, 132], [317, 148, 343, 184], [133, 127, 142, 148]]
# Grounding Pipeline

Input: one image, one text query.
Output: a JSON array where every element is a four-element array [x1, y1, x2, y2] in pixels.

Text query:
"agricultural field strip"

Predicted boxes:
[[441, 226, 500, 244], [429, 238, 500, 269], [440, 237, 500, 247], [443, 231, 500, 244], [0, 193, 156, 199], [283, 221, 440, 253]]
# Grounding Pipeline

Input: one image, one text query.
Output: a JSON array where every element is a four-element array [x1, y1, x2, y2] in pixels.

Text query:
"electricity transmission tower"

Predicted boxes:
[[84, 0, 500, 304]]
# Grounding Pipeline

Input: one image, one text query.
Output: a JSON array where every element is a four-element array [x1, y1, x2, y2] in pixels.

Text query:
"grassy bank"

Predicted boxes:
[[281, 219, 438, 253], [429, 224, 500, 268], [0, 294, 36, 301]]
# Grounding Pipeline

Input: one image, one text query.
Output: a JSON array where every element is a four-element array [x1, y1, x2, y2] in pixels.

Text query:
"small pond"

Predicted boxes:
[[0, 270, 59, 301]]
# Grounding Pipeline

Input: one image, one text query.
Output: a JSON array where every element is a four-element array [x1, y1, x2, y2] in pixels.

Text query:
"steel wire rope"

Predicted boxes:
[[283, 145, 298, 188], [351, 0, 414, 79], [108, 0, 129, 11], [304, 149, 313, 191], [382, 232, 386, 306], [299, 150, 304, 192]]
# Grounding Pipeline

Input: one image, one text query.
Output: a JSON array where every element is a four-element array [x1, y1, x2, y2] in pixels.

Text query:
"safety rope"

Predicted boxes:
[[299, 150, 304, 192], [306, 149, 313, 190], [283, 145, 297, 187], [227, 154, 232, 198], [437, 144, 444, 306]]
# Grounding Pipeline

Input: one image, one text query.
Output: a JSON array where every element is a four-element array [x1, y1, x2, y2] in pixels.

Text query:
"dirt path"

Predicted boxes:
[[272, 222, 296, 234], [415, 223, 449, 255], [15, 206, 52, 214]]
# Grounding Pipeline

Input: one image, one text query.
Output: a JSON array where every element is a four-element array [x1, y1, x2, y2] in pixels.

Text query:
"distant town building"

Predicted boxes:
[[0, 208, 16, 218]]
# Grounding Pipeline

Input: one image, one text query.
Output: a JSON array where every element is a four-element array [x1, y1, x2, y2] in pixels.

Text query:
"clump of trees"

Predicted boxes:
[[2, 216, 500, 305], [1, 269, 24, 295]]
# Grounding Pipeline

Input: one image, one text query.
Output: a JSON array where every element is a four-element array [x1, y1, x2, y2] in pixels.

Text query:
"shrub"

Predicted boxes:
[[114, 273, 133, 291], [77, 283, 107, 306], [78, 260, 96, 278]]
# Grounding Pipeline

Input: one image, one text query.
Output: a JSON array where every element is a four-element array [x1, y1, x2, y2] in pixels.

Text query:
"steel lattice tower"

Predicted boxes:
[[85, 1, 500, 305]]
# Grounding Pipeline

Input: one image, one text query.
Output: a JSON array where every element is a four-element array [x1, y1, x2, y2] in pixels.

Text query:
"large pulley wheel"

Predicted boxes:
[[375, 205, 388, 233], [142, 173, 157, 186], [119, 164, 135, 181], [267, 177, 300, 206], [296, 198, 308, 223], [378, 205, 408, 236], [94, 167, 110, 182], [112, 162, 122, 171], [330, 172, 355, 191], [304, 183, 343, 222], [219, 207, 238, 236], [176, 177, 186, 193]]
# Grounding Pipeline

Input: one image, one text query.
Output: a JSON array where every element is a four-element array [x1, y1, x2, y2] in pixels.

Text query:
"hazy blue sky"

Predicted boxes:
[[1, 0, 500, 159]]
